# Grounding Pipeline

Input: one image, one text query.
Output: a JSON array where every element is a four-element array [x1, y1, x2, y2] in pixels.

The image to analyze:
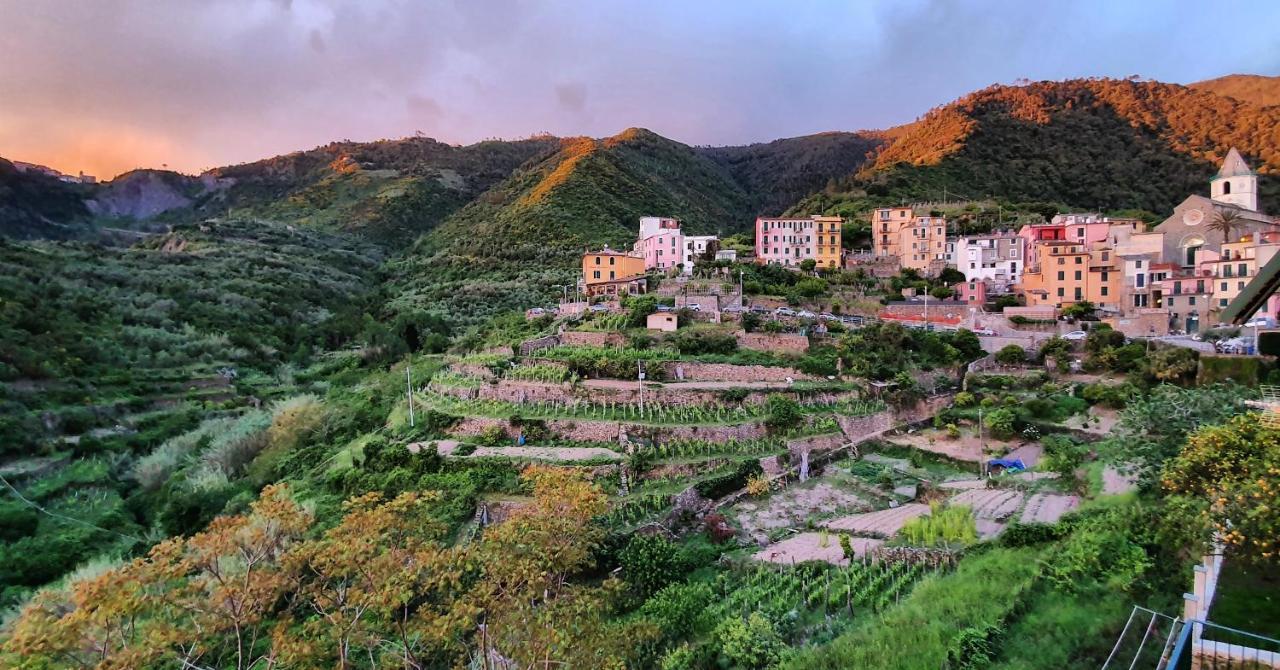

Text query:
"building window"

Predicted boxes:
[[1075, 271, 1082, 280], [1137, 275, 1145, 288], [1189, 297, 1196, 305], [609, 271, 615, 279], [1239, 263, 1248, 276], [1101, 286, 1109, 296], [1167, 297, 1174, 307], [594, 257, 601, 265], [1239, 281, 1246, 290], [1057, 271, 1065, 280], [609, 257, 615, 265], [1220, 298, 1229, 307], [592, 270, 600, 279], [1058, 258, 1065, 265], [1221, 282, 1228, 291], [1057, 287, 1065, 297], [1101, 272, 1109, 281], [1223, 181, 1231, 195]]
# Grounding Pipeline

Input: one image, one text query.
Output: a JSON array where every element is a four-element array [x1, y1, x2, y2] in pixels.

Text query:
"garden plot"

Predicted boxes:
[[1018, 493, 1079, 524], [883, 430, 994, 463], [1102, 465, 1138, 495], [824, 503, 931, 537], [733, 480, 872, 544], [947, 489, 1025, 521], [1003, 443, 1043, 467], [753, 533, 884, 567]]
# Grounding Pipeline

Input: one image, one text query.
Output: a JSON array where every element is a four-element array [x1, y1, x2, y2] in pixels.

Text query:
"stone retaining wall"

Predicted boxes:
[[735, 331, 809, 354], [785, 432, 846, 457], [518, 335, 560, 356], [657, 361, 817, 382], [559, 331, 626, 347], [448, 416, 771, 444]]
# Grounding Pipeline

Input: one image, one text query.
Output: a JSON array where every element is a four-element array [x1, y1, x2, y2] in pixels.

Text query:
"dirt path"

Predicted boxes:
[[824, 503, 931, 537], [1004, 443, 1043, 467], [883, 432, 994, 463], [408, 440, 461, 454], [753, 533, 884, 567]]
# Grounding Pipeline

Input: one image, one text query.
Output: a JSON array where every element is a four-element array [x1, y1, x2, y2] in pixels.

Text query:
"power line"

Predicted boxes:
[[0, 472, 144, 544]]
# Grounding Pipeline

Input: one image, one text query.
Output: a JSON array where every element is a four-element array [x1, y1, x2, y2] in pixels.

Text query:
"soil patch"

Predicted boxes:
[[824, 503, 931, 537], [734, 481, 870, 544], [753, 533, 884, 567]]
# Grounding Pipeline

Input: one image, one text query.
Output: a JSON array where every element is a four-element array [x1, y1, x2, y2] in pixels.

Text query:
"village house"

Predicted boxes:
[[954, 232, 1024, 289], [633, 216, 720, 275], [580, 248, 647, 297], [870, 206, 946, 275], [754, 215, 843, 269]]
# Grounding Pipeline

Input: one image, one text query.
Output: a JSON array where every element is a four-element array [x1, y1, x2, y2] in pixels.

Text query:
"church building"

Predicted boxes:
[[1154, 148, 1273, 269]]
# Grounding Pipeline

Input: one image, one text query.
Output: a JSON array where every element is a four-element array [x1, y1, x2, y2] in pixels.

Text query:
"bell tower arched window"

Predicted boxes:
[[1223, 181, 1232, 195]]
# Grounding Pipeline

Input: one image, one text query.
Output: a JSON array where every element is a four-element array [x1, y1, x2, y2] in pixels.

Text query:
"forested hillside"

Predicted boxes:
[[701, 131, 884, 216], [387, 129, 757, 325], [804, 78, 1280, 216]]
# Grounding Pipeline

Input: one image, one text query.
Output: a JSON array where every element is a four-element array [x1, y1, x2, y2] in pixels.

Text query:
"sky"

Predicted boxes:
[[2, 0, 1278, 179]]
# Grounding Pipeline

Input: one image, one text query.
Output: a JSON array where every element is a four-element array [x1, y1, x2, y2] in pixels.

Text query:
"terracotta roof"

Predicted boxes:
[[584, 248, 643, 258]]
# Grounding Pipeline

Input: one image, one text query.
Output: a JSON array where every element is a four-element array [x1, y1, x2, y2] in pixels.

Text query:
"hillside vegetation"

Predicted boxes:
[[1190, 73, 1280, 108], [387, 129, 757, 324], [0, 159, 93, 239], [799, 78, 1280, 217]]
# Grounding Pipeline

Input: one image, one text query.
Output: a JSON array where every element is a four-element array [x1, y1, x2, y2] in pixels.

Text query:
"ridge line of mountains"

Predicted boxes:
[[3, 74, 1279, 325]]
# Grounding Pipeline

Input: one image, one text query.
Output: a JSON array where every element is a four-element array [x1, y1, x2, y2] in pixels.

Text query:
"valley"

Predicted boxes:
[[1, 74, 1279, 668]]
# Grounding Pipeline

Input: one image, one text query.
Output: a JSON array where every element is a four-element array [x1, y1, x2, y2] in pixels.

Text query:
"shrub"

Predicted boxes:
[[1041, 434, 1088, 484], [763, 394, 802, 432], [641, 582, 716, 642], [745, 475, 770, 496], [983, 408, 1017, 439], [620, 535, 685, 597], [476, 424, 507, 447], [695, 460, 763, 499], [716, 612, 785, 670], [667, 329, 738, 356], [1147, 346, 1198, 383], [899, 502, 978, 547], [953, 391, 976, 407], [994, 345, 1026, 365]]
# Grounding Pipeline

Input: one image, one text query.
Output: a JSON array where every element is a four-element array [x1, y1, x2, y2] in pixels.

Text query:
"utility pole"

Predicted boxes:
[[637, 361, 645, 413], [739, 269, 745, 309], [406, 363, 415, 428]]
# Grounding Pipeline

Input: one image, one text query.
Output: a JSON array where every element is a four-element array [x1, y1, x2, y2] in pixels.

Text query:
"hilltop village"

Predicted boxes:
[[576, 149, 1275, 344]]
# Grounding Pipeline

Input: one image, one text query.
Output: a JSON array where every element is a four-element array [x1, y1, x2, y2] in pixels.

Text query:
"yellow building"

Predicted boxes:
[[871, 206, 915, 258], [813, 215, 843, 269], [582, 249, 646, 297]]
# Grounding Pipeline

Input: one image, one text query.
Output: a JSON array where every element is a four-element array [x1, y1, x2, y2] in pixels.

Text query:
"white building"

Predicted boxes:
[[954, 233, 1024, 290]]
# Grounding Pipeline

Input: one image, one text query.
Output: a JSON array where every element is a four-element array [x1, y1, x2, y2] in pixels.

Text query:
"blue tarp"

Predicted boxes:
[[987, 458, 1025, 471]]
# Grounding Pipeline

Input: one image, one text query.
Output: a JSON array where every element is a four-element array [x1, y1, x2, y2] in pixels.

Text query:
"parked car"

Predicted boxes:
[[655, 304, 673, 312], [527, 307, 546, 316], [1063, 330, 1088, 341], [774, 307, 797, 317], [750, 305, 770, 314], [589, 304, 610, 313], [973, 328, 996, 336], [819, 312, 838, 321], [1245, 316, 1275, 329], [797, 310, 816, 319], [722, 304, 744, 313], [686, 303, 702, 312]]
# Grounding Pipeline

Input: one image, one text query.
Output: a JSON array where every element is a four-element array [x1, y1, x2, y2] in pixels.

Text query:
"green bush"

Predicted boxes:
[[764, 394, 802, 432], [994, 345, 1026, 365], [620, 535, 686, 597], [695, 459, 763, 499]]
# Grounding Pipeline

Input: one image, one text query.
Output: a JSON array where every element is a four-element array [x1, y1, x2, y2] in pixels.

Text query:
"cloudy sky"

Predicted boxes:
[[2, 0, 1278, 178]]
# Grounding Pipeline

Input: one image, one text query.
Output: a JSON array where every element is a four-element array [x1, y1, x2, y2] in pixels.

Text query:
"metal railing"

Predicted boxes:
[[1166, 618, 1280, 669]]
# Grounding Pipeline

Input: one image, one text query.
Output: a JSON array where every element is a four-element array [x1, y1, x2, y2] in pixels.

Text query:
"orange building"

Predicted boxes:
[[813, 216, 843, 269], [870, 206, 947, 275], [1020, 241, 1119, 309], [581, 248, 646, 297]]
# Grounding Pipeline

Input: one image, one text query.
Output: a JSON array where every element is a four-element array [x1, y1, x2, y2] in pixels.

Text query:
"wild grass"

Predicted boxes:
[[898, 502, 977, 548]]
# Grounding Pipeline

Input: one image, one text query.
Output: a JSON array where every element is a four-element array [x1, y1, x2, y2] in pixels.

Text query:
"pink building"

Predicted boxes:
[[634, 217, 684, 272], [955, 279, 988, 305]]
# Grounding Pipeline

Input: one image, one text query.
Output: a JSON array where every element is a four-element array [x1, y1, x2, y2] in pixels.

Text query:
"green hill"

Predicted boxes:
[[700, 131, 885, 216], [795, 78, 1280, 218], [0, 159, 93, 239], [387, 128, 755, 325]]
